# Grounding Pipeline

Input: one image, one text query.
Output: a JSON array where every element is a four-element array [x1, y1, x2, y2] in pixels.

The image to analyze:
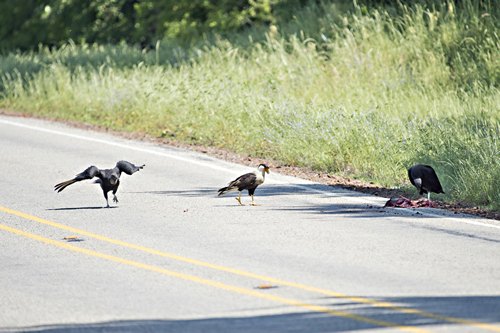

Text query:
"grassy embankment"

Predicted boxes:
[[1, 1, 498, 210]]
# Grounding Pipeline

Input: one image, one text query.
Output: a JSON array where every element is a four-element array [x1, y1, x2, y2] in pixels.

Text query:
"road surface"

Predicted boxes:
[[1, 115, 499, 332]]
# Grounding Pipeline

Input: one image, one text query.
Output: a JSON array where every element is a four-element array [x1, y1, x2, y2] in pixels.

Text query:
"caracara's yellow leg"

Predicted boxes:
[[250, 195, 259, 206], [235, 192, 243, 205]]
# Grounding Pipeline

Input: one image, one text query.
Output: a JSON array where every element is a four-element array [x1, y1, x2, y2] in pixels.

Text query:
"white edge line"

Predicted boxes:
[[1, 117, 499, 230], [0, 119, 233, 173]]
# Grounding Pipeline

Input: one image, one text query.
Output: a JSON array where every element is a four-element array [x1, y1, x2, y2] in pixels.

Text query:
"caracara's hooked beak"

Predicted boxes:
[[264, 167, 270, 174]]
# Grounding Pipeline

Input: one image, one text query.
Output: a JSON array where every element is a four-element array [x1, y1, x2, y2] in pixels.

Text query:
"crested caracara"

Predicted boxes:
[[218, 164, 270, 206]]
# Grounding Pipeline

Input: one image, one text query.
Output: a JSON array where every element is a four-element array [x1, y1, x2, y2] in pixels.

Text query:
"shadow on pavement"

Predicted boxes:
[[131, 183, 378, 198], [47, 206, 117, 211], [130, 183, 491, 222], [6, 295, 500, 332]]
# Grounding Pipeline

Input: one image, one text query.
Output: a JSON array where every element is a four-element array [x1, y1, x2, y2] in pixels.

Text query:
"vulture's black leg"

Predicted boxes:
[[112, 185, 119, 204], [103, 191, 110, 208]]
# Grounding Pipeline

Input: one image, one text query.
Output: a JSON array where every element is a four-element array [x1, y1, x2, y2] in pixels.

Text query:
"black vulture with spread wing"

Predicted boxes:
[[408, 164, 444, 205], [218, 164, 270, 206], [54, 160, 145, 207]]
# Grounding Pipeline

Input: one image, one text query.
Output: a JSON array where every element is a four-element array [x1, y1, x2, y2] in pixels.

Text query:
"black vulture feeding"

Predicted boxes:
[[408, 164, 444, 205], [54, 160, 145, 207], [218, 164, 270, 206]]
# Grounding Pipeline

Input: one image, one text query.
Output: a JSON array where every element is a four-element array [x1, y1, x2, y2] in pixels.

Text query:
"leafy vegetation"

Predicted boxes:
[[0, 0, 283, 51], [0, 0, 498, 210]]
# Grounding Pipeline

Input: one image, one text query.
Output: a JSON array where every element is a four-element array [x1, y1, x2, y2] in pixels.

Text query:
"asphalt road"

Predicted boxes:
[[1, 115, 499, 333]]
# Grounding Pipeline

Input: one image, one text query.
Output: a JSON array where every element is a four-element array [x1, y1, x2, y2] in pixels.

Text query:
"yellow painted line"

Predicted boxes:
[[0, 223, 425, 333], [1, 205, 499, 332]]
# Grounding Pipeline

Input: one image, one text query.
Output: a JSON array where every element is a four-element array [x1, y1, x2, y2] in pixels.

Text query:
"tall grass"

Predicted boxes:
[[1, 1, 498, 210]]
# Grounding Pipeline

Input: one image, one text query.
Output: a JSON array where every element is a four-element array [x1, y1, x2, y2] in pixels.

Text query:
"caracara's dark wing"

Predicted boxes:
[[233, 172, 258, 190], [218, 172, 257, 195], [115, 160, 145, 175], [54, 166, 100, 193]]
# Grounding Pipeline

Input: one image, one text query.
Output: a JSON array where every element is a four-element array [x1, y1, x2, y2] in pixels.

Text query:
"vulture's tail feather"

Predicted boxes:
[[54, 179, 77, 193]]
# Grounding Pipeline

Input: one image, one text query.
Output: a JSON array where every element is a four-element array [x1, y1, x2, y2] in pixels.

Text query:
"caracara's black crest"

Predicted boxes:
[[54, 160, 145, 208]]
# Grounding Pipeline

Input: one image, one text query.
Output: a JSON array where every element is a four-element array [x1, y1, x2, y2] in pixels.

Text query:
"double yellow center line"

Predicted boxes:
[[1, 205, 498, 332]]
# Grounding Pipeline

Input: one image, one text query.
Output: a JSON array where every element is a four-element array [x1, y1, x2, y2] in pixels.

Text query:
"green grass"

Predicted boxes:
[[1, 1, 499, 210]]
